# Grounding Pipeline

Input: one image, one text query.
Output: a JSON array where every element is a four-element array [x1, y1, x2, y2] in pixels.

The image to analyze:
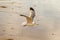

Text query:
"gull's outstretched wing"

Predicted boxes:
[[29, 7, 35, 21], [20, 14, 32, 24]]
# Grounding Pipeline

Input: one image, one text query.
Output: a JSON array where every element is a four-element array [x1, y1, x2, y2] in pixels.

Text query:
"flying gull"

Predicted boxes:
[[20, 7, 38, 26]]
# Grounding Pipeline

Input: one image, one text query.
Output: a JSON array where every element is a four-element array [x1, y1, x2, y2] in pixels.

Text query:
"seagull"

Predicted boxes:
[[20, 7, 38, 26]]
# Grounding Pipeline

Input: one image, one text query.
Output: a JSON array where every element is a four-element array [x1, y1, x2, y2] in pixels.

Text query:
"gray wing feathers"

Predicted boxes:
[[30, 11, 35, 19]]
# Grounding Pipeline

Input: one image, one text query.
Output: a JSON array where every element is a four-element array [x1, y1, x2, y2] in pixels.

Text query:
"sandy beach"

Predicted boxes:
[[0, 0, 60, 40]]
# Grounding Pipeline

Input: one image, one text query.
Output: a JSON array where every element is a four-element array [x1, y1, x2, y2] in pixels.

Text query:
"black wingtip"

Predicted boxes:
[[30, 7, 34, 11], [20, 14, 27, 17]]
